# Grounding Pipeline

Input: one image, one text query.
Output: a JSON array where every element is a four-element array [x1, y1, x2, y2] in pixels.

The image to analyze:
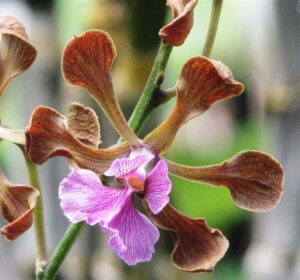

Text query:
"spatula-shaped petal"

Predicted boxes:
[[144, 56, 244, 154], [62, 30, 139, 146], [167, 151, 284, 212], [26, 106, 130, 174], [145, 202, 229, 272]]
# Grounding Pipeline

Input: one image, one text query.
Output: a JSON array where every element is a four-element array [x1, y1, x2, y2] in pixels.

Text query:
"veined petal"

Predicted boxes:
[[25, 106, 130, 174], [144, 57, 244, 154], [104, 199, 159, 265], [167, 151, 284, 212], [62, 30, 140, 146], [0, 168, 39, 240], [144, 159, 172, 214], [105, 148, 155, 177], [159, 0, 198, 46], [59, 169, 131, 225], [145, 202, 229, 272], [0, 16, 37, 96], [66, 102, 101, 148]]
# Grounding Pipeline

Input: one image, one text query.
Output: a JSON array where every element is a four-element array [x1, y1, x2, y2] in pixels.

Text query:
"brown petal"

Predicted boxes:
[[145, 203, 229, 272], [0, 126, 25, 145], [144, 56, 244, 154], [0, 16, 37, 96], [66, 102, 101, 148], [25, 106, 130, 174], [159, 0, 198, 46], [0, 168, 39, 240], [62, 30, 140, 146], [167, 151, 284, 212]]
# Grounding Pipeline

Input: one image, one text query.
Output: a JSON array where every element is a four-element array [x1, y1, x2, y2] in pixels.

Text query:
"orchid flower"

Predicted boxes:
[[59, 148, 171, 265], [25, 30, 284, 272]]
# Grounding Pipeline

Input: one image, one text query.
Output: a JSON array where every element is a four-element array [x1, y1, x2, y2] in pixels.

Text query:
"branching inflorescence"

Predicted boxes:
[[0, 1, 284, 278]]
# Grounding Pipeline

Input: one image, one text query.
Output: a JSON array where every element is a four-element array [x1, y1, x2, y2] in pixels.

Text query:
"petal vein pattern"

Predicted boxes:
[[26, 106, 130, 174], [59, 169, 131, 225], [105, 199, 159, 265], [62, 30, 140, 145], [59, 149, 171, 266], [144, 56, 244, 154], [167, 151, 284, 212], [144, 159, 172, 214], [0, 16, 37, 96], [105, 149, 155, 177]]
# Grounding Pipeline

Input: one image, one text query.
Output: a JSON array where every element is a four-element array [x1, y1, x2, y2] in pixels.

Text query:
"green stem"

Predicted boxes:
[[42, 41, 173, 280], [22, 150, 47, 280], [43, 223, 85, 280], [202, 0, 223, 57], [127, 42, 173, 135]]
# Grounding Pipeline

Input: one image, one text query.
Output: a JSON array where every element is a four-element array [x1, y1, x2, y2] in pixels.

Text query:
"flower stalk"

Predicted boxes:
[[43, 222, 85, 280], [22, 150, 47, 280], [202, 0, 223, 57], [127, 42, 173, 135]]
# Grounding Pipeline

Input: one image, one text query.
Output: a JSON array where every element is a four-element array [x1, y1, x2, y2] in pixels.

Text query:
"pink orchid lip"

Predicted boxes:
[[59, 150, 171, 265]]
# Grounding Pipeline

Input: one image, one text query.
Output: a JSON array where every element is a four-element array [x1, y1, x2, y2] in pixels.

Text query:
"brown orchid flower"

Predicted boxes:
[[159, 0, 198, 46], [0, 16, 37, 97], [0, 167, 39, 240], [25, 30, 284, 272]]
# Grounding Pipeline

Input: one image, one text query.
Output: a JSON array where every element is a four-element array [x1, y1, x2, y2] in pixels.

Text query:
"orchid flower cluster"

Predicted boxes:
[[0, 0, 284, 277]]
